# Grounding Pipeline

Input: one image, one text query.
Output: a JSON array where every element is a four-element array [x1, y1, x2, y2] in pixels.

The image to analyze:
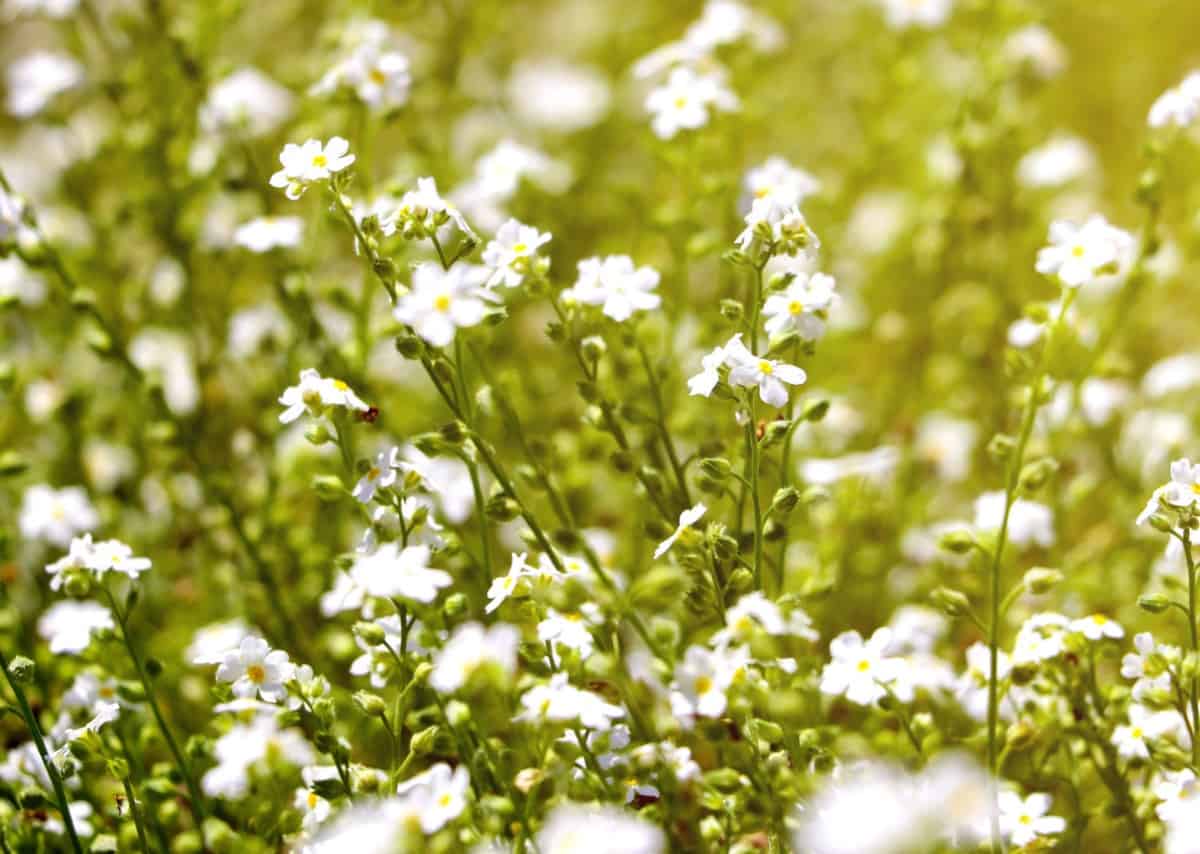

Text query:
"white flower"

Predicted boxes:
[[1035, 215, 1134, 288], [1156, 768, 1200, 824], [973, 491, 1054, 549], [536, 803, 665, 854], [37, 601, 113, 654], [0, 257, 45, 305], [482, 219, 551, 288], [724, 335, 806, 407], [955, 642, 1012, 722], [997, 791, 1066, 847], [5, 0, 80, 18], [761, 271, 837, 341], [395, 763, 471, 833], [1017, 136, 1095, 188], [199, 68, 293, 137], [394, 262, 488, 347], [214, 636, 294, 702], [1112, 704, 1182, 760], [201, 715, 314, 799], [233, 216, 304, 252], [878, 0, 953, 29], [654, 502, 707, 559], [1013, 613, 1070, 664], [486, 552, 533, 614], [269, 137, 355, 200], [687, 337, 734, 398], [1149, 71, 1200, 129], [45, 533, 94, 590], [820, 628, 911, 706], [352, 447, 401, 503], [65, 701, 120, 741], [350, 543, 452, 605], [84, 538, 152, 582], [314, 42, 411, 111], [564, 255, 661, 322], [743, 156, 820, 212], [538, 607, 598, 659], [507, 60, 611, 132], [6, 51, 83, 117], [1004, 25, 1066, 79], [1070, 613, 1125, 642], [645, 66, 738, 139], [735, 198, 820, 259], [187, 619, 253, 665], [430, 622, 519, 693], [278, 368, 369, 423], [518, 672, 625, 729], [673, 644, 745, 718], [20, 484, 99, 547], [914, 413, 977, 482], [1122, 632, 1177, 701], [294, 787, 332, 833]]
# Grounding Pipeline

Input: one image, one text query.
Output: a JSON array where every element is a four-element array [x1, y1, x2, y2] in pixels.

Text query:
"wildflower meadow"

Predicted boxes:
[[4, 0, 1200, 851]]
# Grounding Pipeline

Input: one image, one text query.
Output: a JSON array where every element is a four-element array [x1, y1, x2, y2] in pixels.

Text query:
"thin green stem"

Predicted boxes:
[[122, 775, 154, 853], [0, 651, 84, 854], [745, 400, 764, 592], [1182, 532, 1200, 768]]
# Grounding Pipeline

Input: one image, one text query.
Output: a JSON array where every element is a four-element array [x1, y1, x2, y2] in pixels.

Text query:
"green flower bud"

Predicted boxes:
[[759, 420, 792, 448], [304, 424, 333, 446], [987, 433, 1016, 463], [7, 655, 34, 684], [727, 567, 754, 594], [394, 332, 424, 359], [1150, 514, 1177, 535], [938, 528, 976, 554], [580, 335, 607, 362], [1138, 593, 1171, 614], [311, 777, 347, 800], [699, 457, 732, 480], [1018, 457, 1058, 493], [354, 621, 386, 645], [439, 420, 468, 444], [1023, 567, 1063, 595], [799, 398, 830, 422], [769, 486, 800, 517], [353, 691, 387, 716], [719, 298, 745, 322], [485, 494, 521, 522], [930, 587, 972, 617], [311, 474, 345, 501], [0, 451, 28, 476]]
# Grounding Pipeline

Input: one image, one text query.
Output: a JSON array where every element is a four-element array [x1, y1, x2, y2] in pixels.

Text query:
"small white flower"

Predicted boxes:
[[84, 538, 152, 582], [199, 68, 293, 138], [672, 644, 747, 718], [66, 701, 120, 741], [278, 368, 369, 423], [1112, 704, 1181, 760], [215, 636, 293, 703], [395, 763, 471, 833], [485, 552, 533, 614], [518, 672, 624, 729], [878, 0, 953, 29], [20, 484, 99, 548], [349, 543, 452, 605], [1070, 613, 1125, 642], [293, 787, 332, 833], [352, 447, 401, 503], [687, 338, 734, 398], [482, 219, 551, 288], [394, 262, 488, 347], [1035, 214, 1134, 288], [997, 791, 1066, 847], [654, 502, 707, 559], [37, 601, 113, 654], [820, 628, 912, 706], [1155, 768, 1200, 824], [1017, 136, 1095, 188], [645, 66, 738, 139], [314, 42, 411, 111], [761, 271, 837, 341], [1148, 71, 1200, 129], [6, 51, 83, 117], [743, 156, 820, 212], [1013, 612, 1070, 664], [735, 198, 820, 259], [269, 137, 355, 200], [233, 216, 304, 252], [536, 803, 665, 854], [1122, 632, 1177, 701], [430, 622, 519, 694], [724, 335, 807, 407], [565, 255, 661, 322], [538, 607, 598, 659], [973, 491, 1054, 549]]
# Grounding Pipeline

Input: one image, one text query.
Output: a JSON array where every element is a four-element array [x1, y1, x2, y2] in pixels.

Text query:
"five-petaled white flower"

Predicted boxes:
[[724, 335, 807, 407], [565, 255, 662, 322], [1035, 214, 1133, 288], [645, 66, 738, 139], [353, 447, 401, 503], [654, 502, 707, 559], [687, 338, 733, 398], [349, 543, 452, 604], [762, 271, 837, 341], [482, 219, 551, 288], [819, 627, 911, 706], [278, 368, 369, 423], [997, 791, 1066, 847], [394, 262, 488, 347], [215, 636, 294, 703], [269, 137, 355, 200]]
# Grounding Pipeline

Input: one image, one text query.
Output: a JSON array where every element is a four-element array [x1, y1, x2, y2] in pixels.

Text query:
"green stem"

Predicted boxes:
[[745, 401, 764, 592], [1182, 532, 1200, 768], [122, 775, 153, 853], [0, 652, 84, 854]]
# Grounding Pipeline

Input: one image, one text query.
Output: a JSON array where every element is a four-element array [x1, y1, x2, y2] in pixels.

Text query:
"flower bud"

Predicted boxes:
[[1138, 593, 1171, 614], [938, 528, 976, 554], [311, 474, 345, 501], [354, 621, 386, 646], [987, 433, 1015, 463], [7, 655, 34, 684], [699, 457, 732, 480], [442, 593, 468, 620], [799, 398, 830, 422], [353, 691, 387, 717], [930, 587, 972, 617], [485, 494, 521, 522], [770, 486, 800, 517], [304, 424, 333, 446], [719, 298, 745, 322], [1023, 567, 1063, 595], [0, 451, 28, 476], [580, 335, 607, 362]]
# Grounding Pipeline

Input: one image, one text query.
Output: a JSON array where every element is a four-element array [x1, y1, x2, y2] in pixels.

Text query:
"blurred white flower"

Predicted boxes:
[[7, 52, 83, 117]]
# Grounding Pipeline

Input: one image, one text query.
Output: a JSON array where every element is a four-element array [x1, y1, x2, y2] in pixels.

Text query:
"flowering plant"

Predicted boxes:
[[3, 1, 1200, 852]]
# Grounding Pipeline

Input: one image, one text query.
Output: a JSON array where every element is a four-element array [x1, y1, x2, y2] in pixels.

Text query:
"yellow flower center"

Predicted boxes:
[[312, 154, 328, 168], [512, 242, 528, 253], [758, 360, 773, 375], [1191, 482, 1200, 496], [1019, 815, 1032, 825], [856, 659, 871, 672], [438, 793, 453, 808], [1091, 614, 1107, 625], [247, 664, 266, 684], [367, 467, 381, 480], [1131, 727, 1144, 739], [333, 379, 349, 391], [788, 300, 804, 315], [302, 389, 323, 408], [369, 68, 387, 85], [674, 96, 687, 109], [1071, 244, 1085, 258], [754, 187, 770, 198], [307, 792, 319, 809], [694, 675, 713, 695], [434, 294, 452, 312], [566, 612, 583, 622]]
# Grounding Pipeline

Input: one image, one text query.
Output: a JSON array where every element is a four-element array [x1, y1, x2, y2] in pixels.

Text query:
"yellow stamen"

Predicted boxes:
[[758, 360, 773, 375], [434, 294, 452, 312]]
